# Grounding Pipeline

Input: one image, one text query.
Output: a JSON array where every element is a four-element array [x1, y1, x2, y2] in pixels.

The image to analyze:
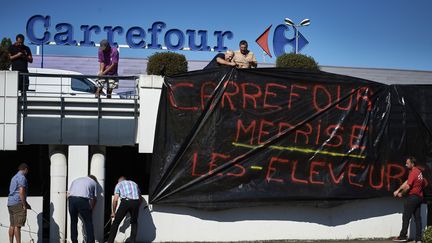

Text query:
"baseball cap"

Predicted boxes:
[[99, 39, 109, 51]]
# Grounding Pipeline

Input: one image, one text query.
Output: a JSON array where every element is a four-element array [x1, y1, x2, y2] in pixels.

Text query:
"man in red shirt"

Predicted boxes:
[[393, 156, 425, 242]]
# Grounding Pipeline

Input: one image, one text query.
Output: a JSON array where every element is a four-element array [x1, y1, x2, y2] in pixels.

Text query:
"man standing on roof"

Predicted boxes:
[[8, 34, 33, 92], [96, 39, 119, 98], [203, 50, 236, 69], [232, 40, 257, 68]]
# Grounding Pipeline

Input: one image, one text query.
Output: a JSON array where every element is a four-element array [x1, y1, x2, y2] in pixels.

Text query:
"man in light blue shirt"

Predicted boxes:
[[107, 176, 144, 243], [8, 163, 30, 243], [68, 175, 98, 243]]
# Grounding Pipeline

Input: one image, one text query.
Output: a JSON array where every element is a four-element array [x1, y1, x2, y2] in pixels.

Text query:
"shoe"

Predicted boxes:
[[392, 236, 408, 242]]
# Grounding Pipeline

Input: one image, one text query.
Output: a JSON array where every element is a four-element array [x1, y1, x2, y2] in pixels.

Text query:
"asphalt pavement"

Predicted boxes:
[[156, 240, 414, 243]]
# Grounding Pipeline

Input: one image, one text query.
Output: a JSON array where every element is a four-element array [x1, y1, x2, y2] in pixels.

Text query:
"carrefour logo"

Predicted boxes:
[[26, 15, 233, 52], [255, 19, 310, 58]]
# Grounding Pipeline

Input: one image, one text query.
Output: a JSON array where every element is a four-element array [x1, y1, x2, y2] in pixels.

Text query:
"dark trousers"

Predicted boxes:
[[399, 195, 423, 241], [107, 199, 140, 243], [68, 196, 95, 243], [18, 72, 29, 92]]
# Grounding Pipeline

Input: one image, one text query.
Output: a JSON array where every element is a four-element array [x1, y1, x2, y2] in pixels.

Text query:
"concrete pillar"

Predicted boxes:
[[67, 145, 89, 243], [49, 145, 68, 243], [90, 146, 106, 243]]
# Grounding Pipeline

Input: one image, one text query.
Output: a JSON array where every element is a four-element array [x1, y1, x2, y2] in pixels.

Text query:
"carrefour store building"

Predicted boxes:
[[1, 14, 432, 243]]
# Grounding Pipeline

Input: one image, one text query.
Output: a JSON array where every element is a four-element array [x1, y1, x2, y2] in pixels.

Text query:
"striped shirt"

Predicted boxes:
[[114, 180, 141, 200]]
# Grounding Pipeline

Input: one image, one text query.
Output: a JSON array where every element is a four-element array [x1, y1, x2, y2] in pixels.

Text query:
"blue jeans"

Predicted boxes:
[[399, 194, 423, 241], [68, 196, 95, 243]]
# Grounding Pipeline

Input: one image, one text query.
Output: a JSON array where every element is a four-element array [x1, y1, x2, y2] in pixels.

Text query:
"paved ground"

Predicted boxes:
[[156, 240, 405, 243], [114, 241, 404, 243]]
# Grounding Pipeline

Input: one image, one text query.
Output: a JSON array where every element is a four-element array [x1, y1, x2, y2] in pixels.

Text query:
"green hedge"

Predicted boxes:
[[276, 53, 319, 71], [146, 52, 187, 76], [0, 37, 11, 70], [424, 226, 432, 243]]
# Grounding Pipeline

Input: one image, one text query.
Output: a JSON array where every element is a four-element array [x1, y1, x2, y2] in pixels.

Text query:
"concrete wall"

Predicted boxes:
[[0, 196, 426, 242], [110, 196, 426, 242], [0, 197, 43, 243]]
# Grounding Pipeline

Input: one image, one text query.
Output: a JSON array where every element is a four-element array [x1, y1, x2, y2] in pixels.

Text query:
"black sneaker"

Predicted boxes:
[[392, 236, 408, 242]]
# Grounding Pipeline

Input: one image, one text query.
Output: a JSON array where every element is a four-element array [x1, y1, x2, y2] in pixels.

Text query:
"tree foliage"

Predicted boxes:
[[276, 53, 319, 71], [147, 52, 188, 76], [0, 37, 12, 70]]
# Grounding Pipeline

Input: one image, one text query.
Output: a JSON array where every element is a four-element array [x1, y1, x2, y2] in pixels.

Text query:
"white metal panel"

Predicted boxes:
[[0, 125, 4, 150], [0, 71, 5, 96], [4, 97, 17, 123], [138, 75, 163, 153], [139, 74, 153, 87], [4, 124, 17, 150], [68, 146, 89, 182], [138, 86, 161, 153], [152, 75, 164, 88], [5, 71, 18, 96], [0, 98, 4, 123]]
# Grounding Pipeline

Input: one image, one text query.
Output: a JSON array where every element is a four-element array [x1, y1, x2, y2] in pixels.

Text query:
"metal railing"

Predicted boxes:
[[20, 72, 139, 98], [17, 73, 141, 145]]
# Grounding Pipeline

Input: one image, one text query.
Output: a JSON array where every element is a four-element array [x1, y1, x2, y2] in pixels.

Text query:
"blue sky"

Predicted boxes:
[[2, 0, 431, 71]]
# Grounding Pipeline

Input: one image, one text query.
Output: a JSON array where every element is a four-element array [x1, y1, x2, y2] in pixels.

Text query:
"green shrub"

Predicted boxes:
[[1, 37, 11, 49], [0, 37, 12, 70], [424, 226, 432, 243], [146, 52, 187, 76], [276, 53, 319, 71]]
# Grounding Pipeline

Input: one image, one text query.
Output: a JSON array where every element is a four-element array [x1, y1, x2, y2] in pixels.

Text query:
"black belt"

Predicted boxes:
[[122, 198, 139, 201], [70, 196, 90, 200]]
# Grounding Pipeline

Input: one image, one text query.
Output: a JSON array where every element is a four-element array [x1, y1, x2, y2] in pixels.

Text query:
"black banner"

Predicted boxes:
[[149, 68, 432, 209]]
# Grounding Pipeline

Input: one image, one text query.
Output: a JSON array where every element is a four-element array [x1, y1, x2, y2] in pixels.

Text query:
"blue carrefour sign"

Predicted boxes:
[[26, 15, 234, 52], [256, 23, 310, 57]]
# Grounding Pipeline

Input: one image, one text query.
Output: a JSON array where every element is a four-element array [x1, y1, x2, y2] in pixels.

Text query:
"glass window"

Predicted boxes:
[[71, 78, 96, 93]]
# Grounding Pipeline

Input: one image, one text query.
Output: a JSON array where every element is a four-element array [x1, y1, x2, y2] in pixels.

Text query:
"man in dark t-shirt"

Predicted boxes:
[[203, 50, 236, 69], [8, 34, 33, 92]]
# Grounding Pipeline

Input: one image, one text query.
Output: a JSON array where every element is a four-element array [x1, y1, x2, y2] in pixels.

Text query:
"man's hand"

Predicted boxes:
[[393, 190, 403, 198]]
